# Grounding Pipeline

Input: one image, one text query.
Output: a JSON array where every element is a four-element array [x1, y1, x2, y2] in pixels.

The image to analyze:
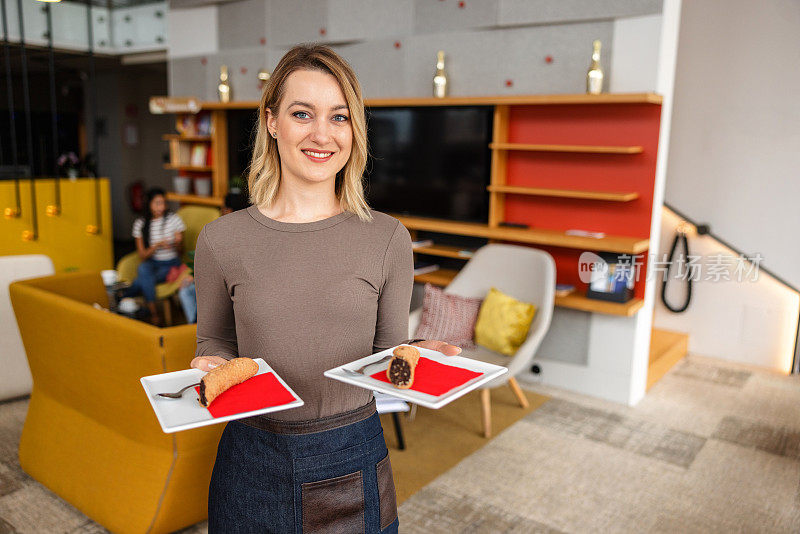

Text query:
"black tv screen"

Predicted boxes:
[[364, 106, 493, 223]]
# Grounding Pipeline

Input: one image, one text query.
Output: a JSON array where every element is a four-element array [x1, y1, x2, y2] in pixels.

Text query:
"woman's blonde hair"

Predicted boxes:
[[246, 44, 372, 222]]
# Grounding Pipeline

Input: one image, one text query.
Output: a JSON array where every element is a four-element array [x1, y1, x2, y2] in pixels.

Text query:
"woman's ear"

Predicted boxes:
[[266, 108, 277, 138]]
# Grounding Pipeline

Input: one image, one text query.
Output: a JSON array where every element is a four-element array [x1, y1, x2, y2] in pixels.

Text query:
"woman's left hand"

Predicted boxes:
[[409, 339, 462, 356]]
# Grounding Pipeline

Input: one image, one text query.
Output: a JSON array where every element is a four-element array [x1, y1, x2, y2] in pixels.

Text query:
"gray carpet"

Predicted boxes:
[[398, 355, 800, 533], [2, 354, 799, 533]]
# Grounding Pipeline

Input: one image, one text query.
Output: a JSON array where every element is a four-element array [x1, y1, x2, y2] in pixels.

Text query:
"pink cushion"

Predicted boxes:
[[414, 283, 483, 349]]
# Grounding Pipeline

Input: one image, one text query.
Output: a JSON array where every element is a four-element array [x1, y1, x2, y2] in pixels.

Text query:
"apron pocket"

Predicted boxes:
[[301, 470, 364, 533], [376, 453, 397, 530]]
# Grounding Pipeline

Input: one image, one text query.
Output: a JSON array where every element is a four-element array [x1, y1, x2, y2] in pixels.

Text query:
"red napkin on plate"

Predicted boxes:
[[194, 372, 296, 418], [369, 357, 483, 396]]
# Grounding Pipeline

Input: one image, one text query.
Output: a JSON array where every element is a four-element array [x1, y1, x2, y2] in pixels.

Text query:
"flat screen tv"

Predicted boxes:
[[364, 105, 493, 223]]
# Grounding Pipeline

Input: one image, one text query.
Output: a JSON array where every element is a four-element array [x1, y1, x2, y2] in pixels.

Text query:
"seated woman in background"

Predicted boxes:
[[121, 187, 186, 326]]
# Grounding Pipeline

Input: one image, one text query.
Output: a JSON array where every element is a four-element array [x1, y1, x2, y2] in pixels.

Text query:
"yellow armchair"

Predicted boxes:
[[9, 271, 222, 534]]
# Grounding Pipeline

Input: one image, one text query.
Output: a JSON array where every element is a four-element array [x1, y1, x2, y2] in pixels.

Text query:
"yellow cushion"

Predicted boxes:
[[474, 287, 536, 356]]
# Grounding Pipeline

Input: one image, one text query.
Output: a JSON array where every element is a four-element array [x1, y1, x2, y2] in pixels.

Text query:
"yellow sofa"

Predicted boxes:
[[9, 271, 223, 534]]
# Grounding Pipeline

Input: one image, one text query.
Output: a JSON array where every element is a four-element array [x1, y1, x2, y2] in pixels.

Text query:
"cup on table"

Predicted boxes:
[[101, 269, 118, 286], [118, 297, 139, 314]]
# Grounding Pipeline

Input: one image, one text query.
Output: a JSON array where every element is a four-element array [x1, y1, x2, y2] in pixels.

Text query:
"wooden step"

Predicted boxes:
[[647, 328, 689, 391]]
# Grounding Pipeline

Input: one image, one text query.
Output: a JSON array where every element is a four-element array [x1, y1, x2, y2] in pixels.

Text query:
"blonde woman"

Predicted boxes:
[[190, 44, 460, 533]]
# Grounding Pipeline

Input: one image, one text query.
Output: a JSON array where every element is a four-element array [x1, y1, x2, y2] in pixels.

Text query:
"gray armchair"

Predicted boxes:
[[409, 244, 556, 437]]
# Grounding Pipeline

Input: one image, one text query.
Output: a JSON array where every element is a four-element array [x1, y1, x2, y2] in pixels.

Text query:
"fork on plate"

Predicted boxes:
[[341, 354, 394, 377]]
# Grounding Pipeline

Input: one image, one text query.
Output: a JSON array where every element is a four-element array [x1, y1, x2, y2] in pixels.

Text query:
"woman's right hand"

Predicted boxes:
[[191, 356, 229, 371]]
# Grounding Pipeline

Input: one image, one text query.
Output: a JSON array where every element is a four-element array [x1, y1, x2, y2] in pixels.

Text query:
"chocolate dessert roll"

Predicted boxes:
[[386, 345, 421, 389], [199, 357, 259, 407]]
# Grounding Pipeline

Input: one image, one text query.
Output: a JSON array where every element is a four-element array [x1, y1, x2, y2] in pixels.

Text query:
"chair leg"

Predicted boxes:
[[508, 377, 529, 409], [162, 299, 172, 327], [480, 388, 491, 438], [391, 412, 405, 450], [406, 403, 417, 422]]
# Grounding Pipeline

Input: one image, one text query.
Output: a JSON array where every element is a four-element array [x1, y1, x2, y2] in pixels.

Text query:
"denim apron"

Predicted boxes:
[[208, 398, 399, 533]]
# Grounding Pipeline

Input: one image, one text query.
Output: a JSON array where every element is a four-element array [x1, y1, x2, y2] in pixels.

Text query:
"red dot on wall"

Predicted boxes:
[[260, 37, 266, 45], [505, 79, 513, 87], [200, 57, 207, 65], [241, 67, 247, 75], [545, 55, 553, 64], [458, 1, 465, 7], [319, 27, 326, 36], [394, 41, 401, 49]]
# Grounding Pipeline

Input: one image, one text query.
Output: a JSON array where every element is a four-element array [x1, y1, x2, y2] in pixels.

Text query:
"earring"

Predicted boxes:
[[271, 131, 277, 138]]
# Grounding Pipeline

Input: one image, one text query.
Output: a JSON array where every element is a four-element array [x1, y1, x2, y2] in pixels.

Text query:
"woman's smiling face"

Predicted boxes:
[[268, 69, 353, 186]]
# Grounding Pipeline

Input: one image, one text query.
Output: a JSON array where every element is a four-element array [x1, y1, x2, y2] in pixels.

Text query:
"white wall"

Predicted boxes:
[[167, 5, 218, 59], [654, 209, 799, 373], [664, 0, 800, 290]]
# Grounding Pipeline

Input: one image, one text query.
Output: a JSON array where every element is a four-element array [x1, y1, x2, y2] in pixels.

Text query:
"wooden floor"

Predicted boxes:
[[647, 328, 689, 391]]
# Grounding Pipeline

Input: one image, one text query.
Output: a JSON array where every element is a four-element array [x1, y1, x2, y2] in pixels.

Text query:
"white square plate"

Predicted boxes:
[[324, 345, 507, 409], [140, 358, 304, 433]]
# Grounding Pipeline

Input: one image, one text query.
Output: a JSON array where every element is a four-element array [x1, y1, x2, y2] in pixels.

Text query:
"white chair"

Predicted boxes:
[[409, 244, 555, 437], [374, 391, 410, 449], [0, 254, 55, 400]]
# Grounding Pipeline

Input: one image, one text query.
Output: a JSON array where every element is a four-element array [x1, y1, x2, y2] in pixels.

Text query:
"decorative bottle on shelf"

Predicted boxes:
[[586, 40, 604, 94], [257, 68, 270, 91], [218, 65, 232, 103], [433, 50, 448, 98]]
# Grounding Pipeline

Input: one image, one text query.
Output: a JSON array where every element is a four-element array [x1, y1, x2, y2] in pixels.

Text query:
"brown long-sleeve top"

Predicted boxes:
[[194, 205, 414, 421]]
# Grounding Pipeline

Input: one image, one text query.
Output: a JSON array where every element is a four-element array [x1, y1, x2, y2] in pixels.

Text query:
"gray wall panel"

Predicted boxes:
[[218, 0, 268, 50], [204, 48, 270, 101], [404, 22, 613, 97], [268, 0, 330, 46], [169, 55, 208, 97], [328, 0, 414, 42], [536, 308, 591, 366], [331, 40, 406, 99], [413, 0, 499, 34], [502, 21, 615, 94], [498, 0, 662, 27], [403, 30, 508, 97]]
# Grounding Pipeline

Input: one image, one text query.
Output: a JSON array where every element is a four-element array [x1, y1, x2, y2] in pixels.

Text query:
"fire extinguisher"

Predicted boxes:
[[128, 181, 144, 214]]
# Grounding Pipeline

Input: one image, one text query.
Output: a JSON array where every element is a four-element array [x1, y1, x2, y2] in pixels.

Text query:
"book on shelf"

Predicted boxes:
[[170, 142, 191, 165], [177, 114, 196, 136], [190, 144, 208, 167], [413, 261, 440, 276], [411, 239, 434, 249], [555, 284, 575, 297], [196, 113, 212, 136]]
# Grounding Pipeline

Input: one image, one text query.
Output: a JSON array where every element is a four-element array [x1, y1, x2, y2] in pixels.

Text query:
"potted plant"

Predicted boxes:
[[57, 152, 80, 179]]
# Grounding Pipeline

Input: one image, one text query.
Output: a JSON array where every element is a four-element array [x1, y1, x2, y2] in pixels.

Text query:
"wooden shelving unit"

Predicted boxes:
[[191, 93, 662, 111], [397, 214, 649, 255], [153, 94, 661, 316], [165, 192, 223, 207], [486, 185, 639, 202], [414, 267, 644, 317], [163, 164, 214, 172], [154, 104, 229, 208], [414, 268, 460, 287], [162, 134, 212, 142], [554, 293, 645, 317], [413, 244, 475, 259], [489, 142, 643, 154]]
